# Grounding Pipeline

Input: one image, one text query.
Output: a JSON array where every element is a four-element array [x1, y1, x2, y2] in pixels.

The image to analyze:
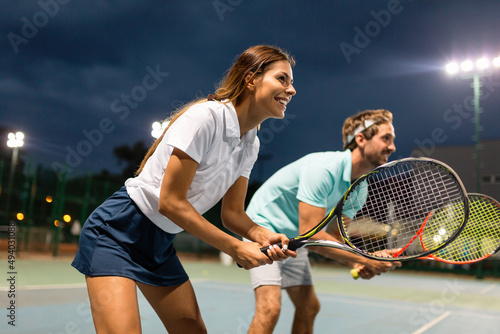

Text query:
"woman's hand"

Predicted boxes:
[[232, 233, 297, 269], [259, 232, 297, 261], [231, 241, 275, 270]]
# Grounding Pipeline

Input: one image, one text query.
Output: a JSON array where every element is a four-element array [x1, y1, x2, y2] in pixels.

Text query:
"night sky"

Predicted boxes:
[[2, 0, 500, 183]]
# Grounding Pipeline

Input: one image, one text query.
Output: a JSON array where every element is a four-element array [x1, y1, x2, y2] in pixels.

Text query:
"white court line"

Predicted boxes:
[[411, 311, 451, 334], [0, 279, 212, 292], [321, 295, 500, 319], [193, 281, 500, 321], [194, 281, 253, 293], [480, 283, 496, 295], [0, 279, 210, 292], [320, 295, 419, 311]]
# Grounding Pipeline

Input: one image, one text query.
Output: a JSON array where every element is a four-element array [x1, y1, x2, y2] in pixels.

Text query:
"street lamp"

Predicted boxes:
[[445, 55, 500, 192], [5, 132, 24, 222]]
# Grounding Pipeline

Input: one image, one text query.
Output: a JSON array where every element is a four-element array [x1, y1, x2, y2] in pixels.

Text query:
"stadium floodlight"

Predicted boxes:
[[476, 58, 489, 71], [445, 62, 459, 74], [7, 131, 24, 148], [151, 121, 169, 138], [446, 55, 500, 76], [460, 60, 474, 72], [445, 54, 500, 192], [493, 56, 500, 68]]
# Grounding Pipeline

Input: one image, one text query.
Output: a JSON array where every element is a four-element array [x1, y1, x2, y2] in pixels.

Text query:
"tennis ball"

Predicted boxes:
[[350, 268, 359, 280]]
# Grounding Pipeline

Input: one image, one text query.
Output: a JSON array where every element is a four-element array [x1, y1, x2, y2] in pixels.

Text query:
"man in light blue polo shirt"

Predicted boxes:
[[247, 109, 401, 334], [247, 150, 354, 239]]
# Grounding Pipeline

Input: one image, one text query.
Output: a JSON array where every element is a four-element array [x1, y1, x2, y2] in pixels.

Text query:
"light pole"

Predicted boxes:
[[5, 132, 24, 223], [445, 56, 500, 192]]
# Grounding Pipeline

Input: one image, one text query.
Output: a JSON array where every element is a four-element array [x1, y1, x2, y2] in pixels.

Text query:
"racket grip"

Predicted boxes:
[[236, 243, 282, 269], [237, 240, 295, 268], [260, 239, 298, 254], [260, 241, 283, 255], [236, 245, 277, 268]]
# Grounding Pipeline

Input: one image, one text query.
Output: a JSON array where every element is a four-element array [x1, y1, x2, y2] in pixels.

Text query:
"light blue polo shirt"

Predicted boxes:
[[246, 150, 353, 238]]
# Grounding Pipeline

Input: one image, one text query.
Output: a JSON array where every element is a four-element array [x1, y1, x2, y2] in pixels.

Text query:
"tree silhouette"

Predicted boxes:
[[113, 141, 148, 179]]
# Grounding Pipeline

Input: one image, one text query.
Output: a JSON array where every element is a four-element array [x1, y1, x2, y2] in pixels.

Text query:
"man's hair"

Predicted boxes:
[[342, 109, 393, 150]]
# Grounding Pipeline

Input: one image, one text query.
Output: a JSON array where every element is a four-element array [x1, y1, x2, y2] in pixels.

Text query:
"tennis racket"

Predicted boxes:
[[351, 193, 500, 279], [420, 193, 500, 264], [261, 157, 469, 261]]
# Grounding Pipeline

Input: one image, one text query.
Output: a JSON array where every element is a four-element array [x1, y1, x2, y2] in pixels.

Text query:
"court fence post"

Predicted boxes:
[[18, 160, 32, 254], [51, 171, 67, 257], [24, 165, 39, 251], [79, 173, 92, 232]]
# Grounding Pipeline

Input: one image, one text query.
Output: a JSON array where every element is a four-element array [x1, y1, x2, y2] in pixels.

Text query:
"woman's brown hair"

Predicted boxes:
[[135, 45, 295, 175]]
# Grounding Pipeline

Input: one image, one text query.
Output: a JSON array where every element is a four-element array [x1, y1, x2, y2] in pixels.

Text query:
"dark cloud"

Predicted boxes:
[[1, 0, 500, 180]]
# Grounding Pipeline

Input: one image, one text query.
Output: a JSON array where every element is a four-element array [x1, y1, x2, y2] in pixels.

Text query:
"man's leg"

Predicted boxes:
[[248, 285, 282, 334], [286, 285, 320, 334]]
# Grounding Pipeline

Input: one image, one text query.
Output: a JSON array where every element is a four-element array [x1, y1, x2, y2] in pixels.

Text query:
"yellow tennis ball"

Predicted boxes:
[[350, 268, 359, 280]]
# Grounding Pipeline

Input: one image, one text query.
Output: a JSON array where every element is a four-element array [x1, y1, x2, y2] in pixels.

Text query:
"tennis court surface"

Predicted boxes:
[[1, 254, 499, 333]]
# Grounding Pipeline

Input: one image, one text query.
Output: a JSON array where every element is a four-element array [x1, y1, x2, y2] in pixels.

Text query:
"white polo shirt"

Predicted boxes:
[[125, 100, 260, 233]]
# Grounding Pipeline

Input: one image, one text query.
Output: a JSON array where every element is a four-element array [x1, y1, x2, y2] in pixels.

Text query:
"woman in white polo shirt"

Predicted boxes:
[[72, 45, 297, 333]]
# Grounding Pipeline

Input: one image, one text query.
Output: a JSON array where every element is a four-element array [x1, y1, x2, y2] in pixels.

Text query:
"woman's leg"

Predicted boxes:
[[86, 275, 142, 334], [137, 279, 207, 334]]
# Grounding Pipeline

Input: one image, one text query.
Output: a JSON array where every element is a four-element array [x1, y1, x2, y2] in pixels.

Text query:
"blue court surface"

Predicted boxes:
[[1, 256, 499, 333]]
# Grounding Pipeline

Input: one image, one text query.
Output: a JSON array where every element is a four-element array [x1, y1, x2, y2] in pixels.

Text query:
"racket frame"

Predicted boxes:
[[419, 193, 500, 264], [277, 157, 470, 262]]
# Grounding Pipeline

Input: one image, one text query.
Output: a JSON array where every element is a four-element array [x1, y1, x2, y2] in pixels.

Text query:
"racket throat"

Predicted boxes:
[[287, 238, 302, 251]]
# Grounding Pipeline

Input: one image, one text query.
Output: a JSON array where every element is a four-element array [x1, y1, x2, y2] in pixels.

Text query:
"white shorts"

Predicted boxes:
[[249, 247, 312, 290]]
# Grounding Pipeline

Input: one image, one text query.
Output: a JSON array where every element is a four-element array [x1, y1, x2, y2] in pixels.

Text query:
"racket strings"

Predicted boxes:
[[342, 160, 467, 259], [430, 195, 500, 263]]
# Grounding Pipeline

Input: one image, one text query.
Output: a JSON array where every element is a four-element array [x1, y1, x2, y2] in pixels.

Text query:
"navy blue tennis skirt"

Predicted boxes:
[[71, 187, 189, 287]]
